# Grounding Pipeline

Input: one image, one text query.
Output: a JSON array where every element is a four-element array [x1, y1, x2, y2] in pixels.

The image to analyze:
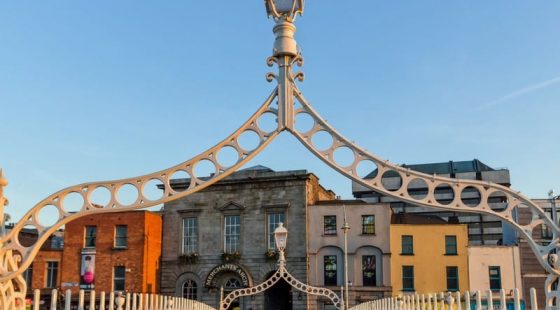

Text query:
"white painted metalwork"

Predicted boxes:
[[26, 288, 214, 310], [350, 288, 530, 310], [0, 2, 558, 309], [220, 223, 342, 309]]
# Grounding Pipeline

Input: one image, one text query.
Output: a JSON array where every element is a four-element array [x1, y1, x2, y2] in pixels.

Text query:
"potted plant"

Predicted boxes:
[[222, 251, 241, 262], [265, 249, 278, 261], [179, 252, 199, 264]]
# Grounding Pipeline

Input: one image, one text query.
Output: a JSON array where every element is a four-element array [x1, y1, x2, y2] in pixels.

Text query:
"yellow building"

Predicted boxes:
[[390, 214, 469, 296]]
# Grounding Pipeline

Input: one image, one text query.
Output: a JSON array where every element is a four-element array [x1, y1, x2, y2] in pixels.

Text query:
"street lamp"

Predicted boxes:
[[274, 222, 288, 266], [265, 0, 304, 20], [341, 205, 350, 310]]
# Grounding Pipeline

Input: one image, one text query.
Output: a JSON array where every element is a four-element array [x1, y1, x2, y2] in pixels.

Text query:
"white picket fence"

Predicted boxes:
[[349, 288, 538, 310], [30, 289, 216, 310]]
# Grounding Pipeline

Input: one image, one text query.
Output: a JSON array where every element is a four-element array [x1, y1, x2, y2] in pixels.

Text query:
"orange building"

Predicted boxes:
[[60, 211, 162, 294]]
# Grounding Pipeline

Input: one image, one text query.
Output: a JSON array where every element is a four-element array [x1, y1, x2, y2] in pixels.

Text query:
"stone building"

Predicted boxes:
[[160, 166, 335, 310], [307, 200, 392, 309], [60, 211, 162, 294], [353, 159, 514, 246]]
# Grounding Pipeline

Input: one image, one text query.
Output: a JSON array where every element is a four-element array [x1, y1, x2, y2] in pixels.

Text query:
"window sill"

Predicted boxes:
[[444, 253, 458, 256], [322, 234, 338, 237], [361, 233, 376, 236], [400, 253, 414, 256], [401, 289, 416, 292], [112, 246, 128, 250]]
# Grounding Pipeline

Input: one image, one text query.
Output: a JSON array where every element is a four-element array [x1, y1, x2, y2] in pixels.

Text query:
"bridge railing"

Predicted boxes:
[[28, 289, 216, 310], [349, 288, 538, 310]]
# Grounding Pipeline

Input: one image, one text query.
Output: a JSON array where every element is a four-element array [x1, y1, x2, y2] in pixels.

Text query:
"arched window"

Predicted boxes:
[[182, 279, 197, 300]]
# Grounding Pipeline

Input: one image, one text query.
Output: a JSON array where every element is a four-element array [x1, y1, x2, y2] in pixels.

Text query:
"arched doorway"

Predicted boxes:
[[220, 275, 244, 310], [264, 273, 292, 310]]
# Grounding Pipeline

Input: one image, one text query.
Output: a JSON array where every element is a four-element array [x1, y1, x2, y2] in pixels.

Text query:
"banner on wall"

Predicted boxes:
[[80, 249, 96, 290]]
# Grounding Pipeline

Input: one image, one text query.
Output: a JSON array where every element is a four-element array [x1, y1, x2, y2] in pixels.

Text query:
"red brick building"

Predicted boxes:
[[60, 211, 162, 294]]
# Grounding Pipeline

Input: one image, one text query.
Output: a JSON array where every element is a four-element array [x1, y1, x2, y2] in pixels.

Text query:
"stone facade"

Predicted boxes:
[[307, 200, 392, 309], [61, 211, 162, 294], [160, 167, 335, 310]]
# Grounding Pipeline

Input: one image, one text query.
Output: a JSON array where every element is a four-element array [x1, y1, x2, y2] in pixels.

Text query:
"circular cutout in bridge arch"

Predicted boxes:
[[295, 112, 315, 133], [407, 178, 429, 200], [217, 146, 239, 168], [356, 160, 378, 179], [143, 179, 165, 201], [194, 159, 217, 179], [117, 183, 139, 206], [487, 190, 509, 212], [381, 170, 402, 192], [37, 205, 60, 227], [170, 170, 191, 192], [257, 112, 278, 133], [333, 146, 355, 167], [89, 186, 112, 208], [312, 131, 333, 151], [461, 186, 481, 207], [62, 192, 85, 213], [18, 225, 38, 247], [237, 130, 261, 152], [434, 183, 454, 205]]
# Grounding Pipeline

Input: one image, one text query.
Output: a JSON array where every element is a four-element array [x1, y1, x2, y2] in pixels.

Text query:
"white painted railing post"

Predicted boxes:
[[109, 292, 115, 310], [78, 290, 85, 310], [126, 292, 131, 310], [475, 291, 482, 310], [90, 290, 96, 310], [50, 289, 58, 310], [100, 291, 106, 310], [455, 291, 462, 310], [513, 288, 521, 310], [464, 291, 471, 310], [530, 288, 538, 310], [33, 289, 40, 310], [439, 292, 444, 310], [499, 289, 506, 310], [65, 289, 72, 310], [132, 293, 137, 310], [487, 290, 493, 310]]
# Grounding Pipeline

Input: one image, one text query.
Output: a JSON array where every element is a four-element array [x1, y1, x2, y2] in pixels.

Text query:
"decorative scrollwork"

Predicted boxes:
[[221, 265, 341, 310], [292, 72, 304, 82], [267, 56, 278, 67], [266, 72, 277, 82]]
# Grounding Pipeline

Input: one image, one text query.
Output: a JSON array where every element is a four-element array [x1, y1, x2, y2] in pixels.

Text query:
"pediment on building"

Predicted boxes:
[[217, 201, 246, 212]]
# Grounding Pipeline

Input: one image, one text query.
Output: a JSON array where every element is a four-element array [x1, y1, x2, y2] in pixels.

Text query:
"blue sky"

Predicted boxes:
[[1, 1, 559, 222]]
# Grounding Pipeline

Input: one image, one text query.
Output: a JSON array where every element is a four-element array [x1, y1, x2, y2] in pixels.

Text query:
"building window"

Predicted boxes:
[[267, 213, 285, 250], [114, 266, 126, 291], [362, 255, 376, 286], [445, 235, 457, 255], [362, 215, 375, 234], [115, 225, 128, 248], [402, 266, 414, 291], [84, 226, 96, 248], [324, 216, 337, 235], [23, 266, 33, 288], [224, 215, 240, 253], [182, 217, 198, 254], [46, 262, 58, 288], [401, 235, 413, 255], [489, 266, 502, 291], [182, 279, 197, 300], [446, 266, 459, 291], [324, 255, 337, 286]]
